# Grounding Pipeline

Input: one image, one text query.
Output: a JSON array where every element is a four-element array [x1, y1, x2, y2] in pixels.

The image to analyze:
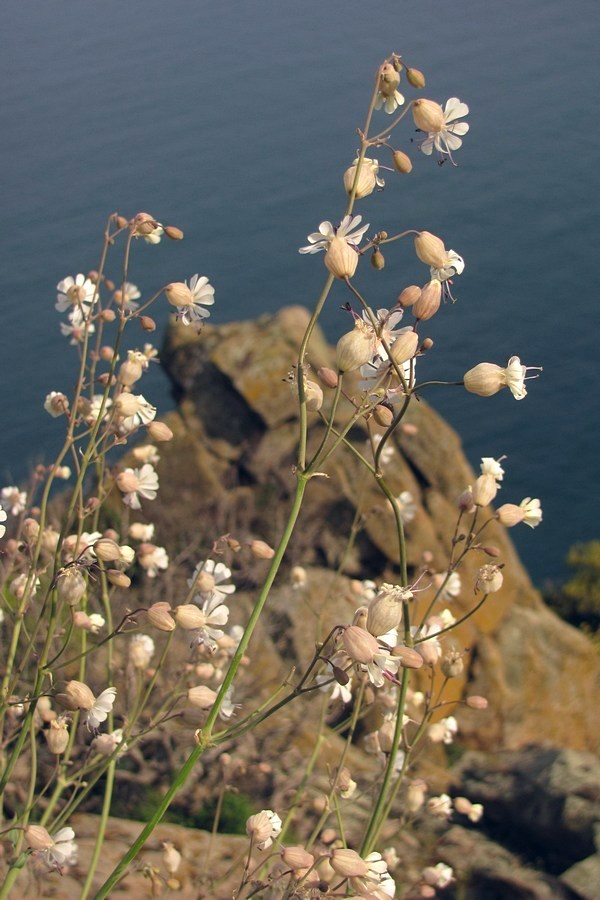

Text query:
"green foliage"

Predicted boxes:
[[193, 792, 255, 834], [544, 541, 600, 633]]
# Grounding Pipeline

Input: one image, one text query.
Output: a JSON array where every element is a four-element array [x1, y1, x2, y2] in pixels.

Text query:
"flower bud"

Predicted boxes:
[[392, 150, 413, 174], [175, 604, 206, 630], [367, 586, 404, 636], [392, 645, 423, 668], [413, 279, 442, 320], [414, 232, 447, 269], [55, 568, 86, 607], [475, 564, 504, 593], [463, 363, 504, 397], [114, 215, 129, 230], [147, 602, 176, 632], [317, 367, 339, 389], [101, 309, 116, 322], [97, 373, 116, 387], [93, 538, 122, 561], [165, 282, 193, 308], [164, 225, 184, 240], [398, 285, 421, 307], [406, 67, 426, 88], [100, 346, 114, 362], [140, 315, 157, 332], [342, 625, 380, 664], [412, 99, 445, 132], [107, 569, 131, 588], [61, 680, 95, 711], [390, 330, 418, 366], [147, 421, 174, 442], [373, 405, 394, 427], [371, 249, 385, 270], [471, 474, 498, 508], [45, 719, 70, 755], [336, 323, 373, 372], [282, 846, 314, 873], [330, 848, 368, 878], [249, 539, 275, 559], [496, 503, 526, 527], [25, 825, 54, 851], [23, 518, 40, 542], [407, 778, 428, 813], [343, 163, 377, 199], [187, 685, 217, 708], [325, 235, 359, 279], [458, 488, 475, 512], [482, 545, 501, 557], [466, 695, 489, 710]]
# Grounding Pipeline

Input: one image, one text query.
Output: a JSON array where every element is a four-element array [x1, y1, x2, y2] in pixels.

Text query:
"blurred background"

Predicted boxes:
[[0, 0, 598, 585]]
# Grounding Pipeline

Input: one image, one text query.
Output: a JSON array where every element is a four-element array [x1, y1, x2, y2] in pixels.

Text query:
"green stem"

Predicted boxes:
[[80, 759, 116, 900]]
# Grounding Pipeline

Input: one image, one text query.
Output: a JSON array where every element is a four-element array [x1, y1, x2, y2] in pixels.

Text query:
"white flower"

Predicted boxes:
[[60, 307, 95, 344], [480, 456, 505, 483], [501, 357, 542, 400], [189, 559, 236, 603], [433, 571, 461, 602], [430, 249, 465, 302], [438, 608, 456, 628], [116, 464, 159, 510], [393, 490, 416, 525], [422, 862, 455, 889], [246, 809, 282, 850], [317, 663, 353, 704], [84, 687, 117, 730], [93, 728, 128, 757], [168, 274, 215, 326], [82, 394, 112, 425], [129, 522, 155, 542], [39, 827, 78, 871], [116, 394, 157, 433], [132, 444, 160, 466], [359, 353, 413, 406], [1, 486, 26, 516], [44, 391, 70, 417], [349, 851, 391, 894], [418, 97, 469, 164], [120, 282, 141, 312], [56, 274, 96, 315], [427, 793, 453, 818], [361, 307, 405, 360], [299, 214, 369, 255], [219, 686, 238, 720], [138, 544, 169, 577], [11, 573, 40, 599], [520, 497, 543, 528], [428, 715, 458, 745], [129, 634, 155, 669]]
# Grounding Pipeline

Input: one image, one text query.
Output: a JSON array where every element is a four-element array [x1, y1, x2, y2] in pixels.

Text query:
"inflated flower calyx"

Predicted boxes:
[[147, 421, 174, 442], [45, 719, 69, 755], [187, 685, 217, 708], [379, 62, 401, 96], [55, 568, 86, 606], [175, 604, 206, 630], [476, 564, 504, 593], [164, 225, 184, 240], [249, 539, 275, 559], [324, 235, 359, 279], [303, 380, 324, 411], [60, 680, 95, 711], [342, 625, 380, 663], [373, 405, 394, 427], [471, 474, 498, 507], [165, 282, 193, 308], [147, 602, 176, 632], [413, 279, 442, 320], [463, 363, 504, 397], [367, 587, 403, 636], [414, 231, 447, 268], [412, 98, 445, 132], [107, 569, 131, 588], [343, 162, 377, 199], [336, 323, 374, 372], [392, 645, 423, 668], [118, 357, 144, 387], [330, 848, 369, 878], [392, 150, 413, 173], [25, 825, 54, 851]]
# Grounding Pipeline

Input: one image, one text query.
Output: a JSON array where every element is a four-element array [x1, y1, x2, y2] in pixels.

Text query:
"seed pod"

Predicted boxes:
[[45, 719, 70, 755], [336, 324, 373, 372], [371, 249, 385, 270], [373, 405, 394, 427]]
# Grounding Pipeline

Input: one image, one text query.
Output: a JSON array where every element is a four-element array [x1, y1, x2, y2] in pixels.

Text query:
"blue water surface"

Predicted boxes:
[[0, 0, 598, 584]]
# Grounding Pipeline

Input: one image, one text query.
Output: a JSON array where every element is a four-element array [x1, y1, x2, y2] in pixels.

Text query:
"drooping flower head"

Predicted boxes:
[[418, 97, 469, 166], [165, 274, 215, 326]]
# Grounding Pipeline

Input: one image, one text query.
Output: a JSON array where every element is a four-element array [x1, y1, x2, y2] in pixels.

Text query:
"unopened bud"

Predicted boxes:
[[226, 536, 242, 552], [466, 695, 489, 710], [482, 545, 501, 557], [392, 645, 423, 668], [371, 249, 385, 270], [317, 366, 339, 389], [332, 665, 350, 685], [97, 373, 116, 387], [164, 225, 184, 240], [420, 338, 434, 352], [458, 488, 475, 512], [101, 309, 116, 322], [100, 346, 114, 362], [373, 405, 394, 427], [398, 285, 421, 308], [147, 421, 174, 442], [105, 279, 115, 292], [406, 67, 426, 88], [249, 539, 275, 559], [107, 569, 131, 588], [147, 602, 176, 631], [325, 236, 359, 280], [413, 279, 442, 320], [115, 215, 129, 230], [412, 98, 445, 132], [390, 330, 419, 366], [140, 315, 157, 332], [392, 150, 413, 174]]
